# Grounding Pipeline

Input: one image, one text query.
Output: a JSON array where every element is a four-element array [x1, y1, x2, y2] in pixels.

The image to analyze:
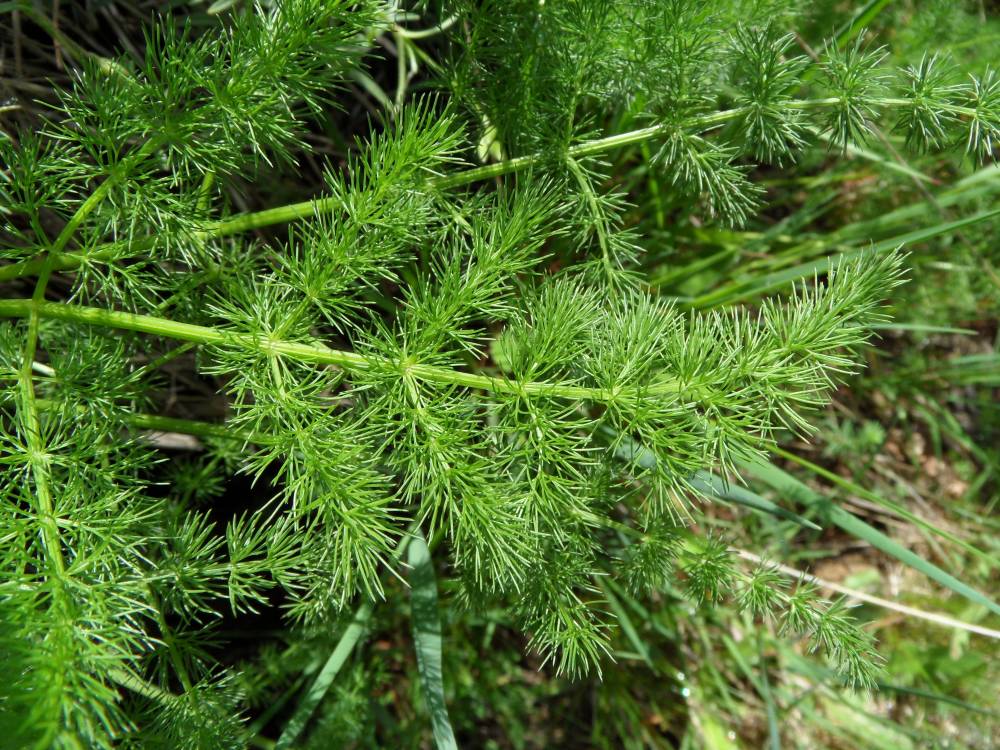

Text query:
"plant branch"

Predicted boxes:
[[11, 137, 169, 561], [0, 99, 863, 284], [33, 399, 242, 442], [0, 298, 693, 403], [16, 255, 65, 578], [566, 156, 616, 281]]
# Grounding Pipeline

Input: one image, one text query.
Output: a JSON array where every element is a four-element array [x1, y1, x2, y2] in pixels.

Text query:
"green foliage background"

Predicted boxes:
[[1, 0, 998, 747]]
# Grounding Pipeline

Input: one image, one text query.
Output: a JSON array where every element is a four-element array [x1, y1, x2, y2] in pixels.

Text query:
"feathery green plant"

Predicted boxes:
[[1, 0, 997, 746]]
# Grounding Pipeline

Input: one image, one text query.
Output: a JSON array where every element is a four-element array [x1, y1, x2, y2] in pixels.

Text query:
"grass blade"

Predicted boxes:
[[408, 530, 458, 750], [833, 0, 895, 49], [809, 125, 935, 184], [610, 431, 822, 529], [595, 578, 654, 668], [771, 446, 995, 564], [275, 527, 418, 749], [874, 683, 997, 717], [720, 635, 782, 750], [687, 207, 1000, 309], [692, 471, 822, 530], [274, 602, 374, 750]]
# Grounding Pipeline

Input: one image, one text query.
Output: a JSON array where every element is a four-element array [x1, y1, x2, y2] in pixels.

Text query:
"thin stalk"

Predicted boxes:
[[21, 398, 244, 442], [125, 408, 242, 441], [10, 131, 176, 601], [148, 586, 195, 693], [566, 156, 616, 282], [7, 0, 102, 69], [131, 341, 197, 381], [0, 299, 695, 404], [52, 138, 164, 255], [392, 14, 459, 40], [734, 549, 1000, 639]]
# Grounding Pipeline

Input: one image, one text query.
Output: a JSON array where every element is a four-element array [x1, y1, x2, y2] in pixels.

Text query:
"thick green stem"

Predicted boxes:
[[12, 255, 73, 750], [0, 299, 691, 403], [128, 411, 239, 440], [109, 669, 179, 704]]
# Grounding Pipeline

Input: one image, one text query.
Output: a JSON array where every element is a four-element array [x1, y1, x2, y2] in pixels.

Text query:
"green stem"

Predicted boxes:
[[131, 341, 197, 381], [109, 669, 179, 705], [0, 138, 161, 281], [13, 254, 69, 750], [566, 155, 616, 281], [876, 97, 980, 119], [16, 256, 65, 577], [36, 400, 242, 441], [52, 139, 164, 254], [197, 111, 701, 235], [0, 299, 692, 404], [7, 132, 160, 736], [392, 14, 459, 40], [148, 586, 195, 692], [197, 171, 216, 213]]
